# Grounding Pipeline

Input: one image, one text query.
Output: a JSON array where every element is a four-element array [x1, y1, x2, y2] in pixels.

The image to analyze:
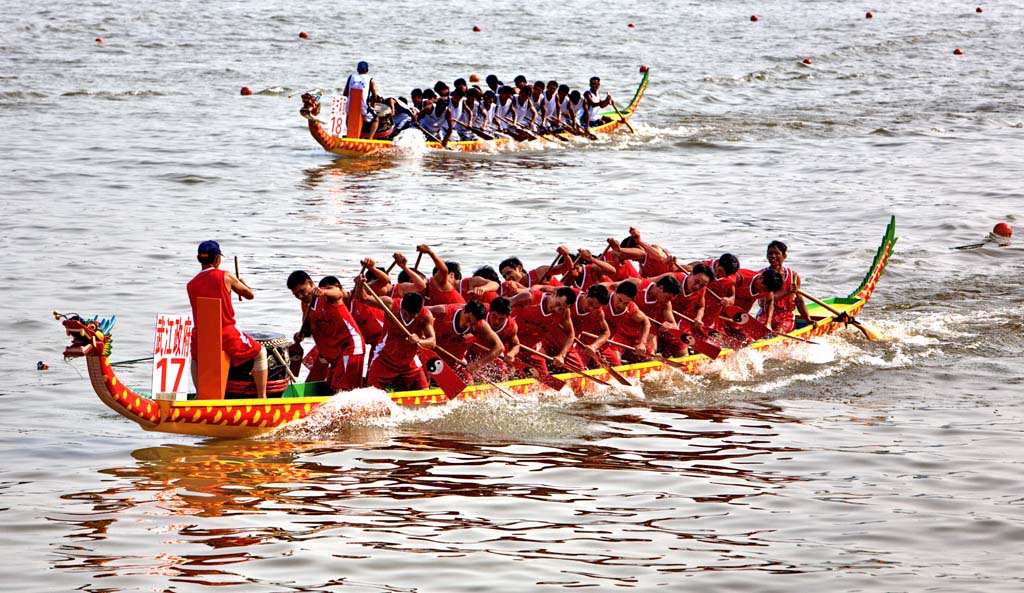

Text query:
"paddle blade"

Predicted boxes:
[[679, 333, 722, 360], [510, 358, 567, 391], [419, 347, 467, 399], [853, 321, 883, 341], [724, 306, 771, 340]]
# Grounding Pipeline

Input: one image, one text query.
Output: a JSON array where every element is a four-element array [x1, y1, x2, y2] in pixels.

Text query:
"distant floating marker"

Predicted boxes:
[[953, 48, 963, 55], [866, 11, 873, 19], [639, 65, 649, 73], [37, 361, 49, 371], [976, 7, 983, 13], [803, 58, 813, 65], [628, 23, 635, 28], [472, 25, 481, 32], [240, 86, 253, 96], [95, 37, 103, 43], [298, 31, 309, 39], [469, 73, 480, 82], [750, 15, 759, 22]]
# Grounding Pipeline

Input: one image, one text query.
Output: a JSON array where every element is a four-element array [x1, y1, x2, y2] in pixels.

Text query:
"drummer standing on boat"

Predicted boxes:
[[186, 240, 268, 398], [342, 60, 378, 139]]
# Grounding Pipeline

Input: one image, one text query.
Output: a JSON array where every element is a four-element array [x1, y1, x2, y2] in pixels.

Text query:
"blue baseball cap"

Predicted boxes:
[[197, 240, 222, 258], [357, 61, 369, 73]]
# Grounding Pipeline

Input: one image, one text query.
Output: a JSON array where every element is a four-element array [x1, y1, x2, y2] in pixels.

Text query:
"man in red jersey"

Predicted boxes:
[[602, 241, 642, 281], [650, 265, 713, 356], [458, 265, 503, 305], [757, 241, 817, 333], [498, 246, 572, 288], [652, 263, 714, 331], [599, 281, 649, 365], [726, 267, 784, 342], [186, 240, 267, 397], [607, 227, 676, 278], [416, 244, 466, 305], [355, 276, 437, 392], [605, 276, 681, 359], [509, 286, 577, 371], [681, 254, 740, 332], [568, 284, 612, 367], [561, 248, 618, 292], [288, 271, 367, 392], [426, 300, 503, 379]]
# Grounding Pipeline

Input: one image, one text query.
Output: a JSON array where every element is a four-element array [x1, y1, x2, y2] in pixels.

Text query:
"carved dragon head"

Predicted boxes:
[[56, 311, 115, 358], [299, 93, 321, 119]]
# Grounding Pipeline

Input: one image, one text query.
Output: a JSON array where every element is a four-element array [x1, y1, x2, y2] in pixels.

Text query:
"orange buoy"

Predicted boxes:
[[240, 86, 253, 96], [639, 65, 649, 73], [993, 222, 1012, 238], [298, 31, 309, 39], [469, 73, 480, 83], [750, 15, 759, 22], [473, 25, 481, 32], [953, 48, 963, 55], [803, 58, 812, 65], [976, 7, 983, 13], [866, 11, 873, 19]]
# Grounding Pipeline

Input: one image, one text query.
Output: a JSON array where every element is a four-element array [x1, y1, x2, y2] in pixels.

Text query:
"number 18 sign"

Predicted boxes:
[[152, 314, 193, 400]]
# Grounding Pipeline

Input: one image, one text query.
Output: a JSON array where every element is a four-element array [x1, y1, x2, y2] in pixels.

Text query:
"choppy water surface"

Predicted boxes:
[[2, 1, 1023, 591]]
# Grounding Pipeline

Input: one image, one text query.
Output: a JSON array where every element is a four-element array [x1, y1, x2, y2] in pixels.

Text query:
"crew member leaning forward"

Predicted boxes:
[[186, 240, 268, 397]]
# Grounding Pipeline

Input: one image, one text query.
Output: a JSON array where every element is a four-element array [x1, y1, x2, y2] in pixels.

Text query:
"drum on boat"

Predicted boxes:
[[225, 331, 292, 398]]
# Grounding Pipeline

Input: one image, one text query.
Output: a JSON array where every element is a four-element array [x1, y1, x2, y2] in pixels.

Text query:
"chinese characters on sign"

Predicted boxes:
[[152, 314, 193, 399], [329, 96, 348, 137]]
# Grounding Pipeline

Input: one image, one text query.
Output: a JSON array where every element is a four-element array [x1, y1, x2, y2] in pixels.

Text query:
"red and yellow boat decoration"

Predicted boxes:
[[58, 217, 896, 439], [300, 70, 650, 157]]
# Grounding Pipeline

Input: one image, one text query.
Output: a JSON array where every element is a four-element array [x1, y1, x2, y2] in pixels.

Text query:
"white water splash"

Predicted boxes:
[[390, 128, 430, 158]]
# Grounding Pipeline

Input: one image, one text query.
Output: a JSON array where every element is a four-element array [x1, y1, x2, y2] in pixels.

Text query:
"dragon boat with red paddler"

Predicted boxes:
[[58, 217, 896, 439], [299, 70, 650, 157]]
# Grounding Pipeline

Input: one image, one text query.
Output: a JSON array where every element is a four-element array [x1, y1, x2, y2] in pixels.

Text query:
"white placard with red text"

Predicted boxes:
[[329, 95, 348, 137], [152, 314, 193, 400]]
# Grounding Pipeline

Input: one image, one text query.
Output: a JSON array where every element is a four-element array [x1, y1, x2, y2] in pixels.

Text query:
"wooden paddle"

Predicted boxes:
[[610, 100, 635, 134], [494, 114, 540, 141], [573, 337, 632, 385], [361, 280, 466, 399], [797, 289, 883, 341], [472, 341, 565, 391], [455, 117, 495, 141], [414, 123, 455, 150], [518, 344, 614, 387], [584, 332, 686, 370], [269, 347, 298, 382], [234, 256, 242, 302], [535, 249, 566, 285]]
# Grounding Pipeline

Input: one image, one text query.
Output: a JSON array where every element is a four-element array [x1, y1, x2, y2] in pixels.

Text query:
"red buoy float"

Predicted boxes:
[[628, 23, 635, 28], [993, 222, 1012, 238], [751, 15, 759, 22], [866, 11, 873, 19], [298, 31, 309, 39], [95, 37, 103, 43], [976, 7, 983, 13], [240, 86, 253, 96], [953, 48, 963, 55], [473, 25, 481, 32], [803, 58, 813, 65]]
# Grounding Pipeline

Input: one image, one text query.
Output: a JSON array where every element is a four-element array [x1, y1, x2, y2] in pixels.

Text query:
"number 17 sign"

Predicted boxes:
[[152, 314, 193, 400]]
